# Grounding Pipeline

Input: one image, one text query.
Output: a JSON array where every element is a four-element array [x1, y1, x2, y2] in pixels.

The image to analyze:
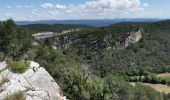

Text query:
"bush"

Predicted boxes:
[[133, 84, 162, 100], [0, 77, 9, 87], [0, 52, 4, 61], [8, 60, 29, 73], [4, 92, 25, 100], [0, 19, 32, 58]]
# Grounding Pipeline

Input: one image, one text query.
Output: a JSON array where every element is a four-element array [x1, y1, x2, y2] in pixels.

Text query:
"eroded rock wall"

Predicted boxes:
[[114, 28, 143, 50]]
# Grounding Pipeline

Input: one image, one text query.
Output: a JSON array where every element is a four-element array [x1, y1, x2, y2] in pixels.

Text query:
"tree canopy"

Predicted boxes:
[[0, 19, 32, 59]]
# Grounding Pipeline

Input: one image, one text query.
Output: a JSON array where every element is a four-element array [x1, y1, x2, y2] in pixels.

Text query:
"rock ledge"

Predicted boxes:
[[0, 61, 66, 100]]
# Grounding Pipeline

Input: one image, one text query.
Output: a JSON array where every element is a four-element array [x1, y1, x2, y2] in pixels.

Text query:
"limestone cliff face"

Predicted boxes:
[[113, 28, 143, 50], [53, 35, 71, 49], [0, 61, 66, 100]]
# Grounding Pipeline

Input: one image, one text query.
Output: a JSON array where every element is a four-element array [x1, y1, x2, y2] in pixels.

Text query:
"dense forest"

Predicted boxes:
[[21, 24, 94, 34], [1, 19, 170, 100]]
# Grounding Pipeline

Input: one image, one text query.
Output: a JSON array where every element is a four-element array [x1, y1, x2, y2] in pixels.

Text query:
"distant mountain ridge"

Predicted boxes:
[[15, 18, 161, 27]]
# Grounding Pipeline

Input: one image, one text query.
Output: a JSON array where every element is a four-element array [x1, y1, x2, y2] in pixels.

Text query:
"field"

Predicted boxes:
[[158, 73, 170, 78], [130, 73, 170, 94], [130, 82, 170, 94]]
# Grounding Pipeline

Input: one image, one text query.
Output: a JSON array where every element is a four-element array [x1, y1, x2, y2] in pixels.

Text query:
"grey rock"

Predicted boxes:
[[0, 61, 66, 100]]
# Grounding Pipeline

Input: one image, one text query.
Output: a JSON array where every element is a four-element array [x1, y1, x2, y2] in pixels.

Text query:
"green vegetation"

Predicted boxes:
[[53, 20, 170, 76], [8, 60, 29, 73], [4, 92, 25, 100], [43, 20, 170, 99], [128, 73, 170, 86], [2, 19, 170, 99], [0, 19, 32, 59], [21, 24, 94, 34]]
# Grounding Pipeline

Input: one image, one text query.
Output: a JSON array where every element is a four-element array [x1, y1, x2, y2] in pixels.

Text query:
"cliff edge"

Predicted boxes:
[[114, 28, 143, 50], [0, 61, 66, 100]]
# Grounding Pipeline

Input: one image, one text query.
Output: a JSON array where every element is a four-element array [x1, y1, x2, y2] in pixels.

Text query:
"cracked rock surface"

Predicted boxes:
[[0, 61, 66, 100]]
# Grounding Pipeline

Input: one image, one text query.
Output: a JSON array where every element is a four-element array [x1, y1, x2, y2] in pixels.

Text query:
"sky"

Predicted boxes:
[[0, 0, 170, 21]]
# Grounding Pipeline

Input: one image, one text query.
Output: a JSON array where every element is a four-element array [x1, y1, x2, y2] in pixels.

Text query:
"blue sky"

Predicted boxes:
[[0, 0, 170, 21]]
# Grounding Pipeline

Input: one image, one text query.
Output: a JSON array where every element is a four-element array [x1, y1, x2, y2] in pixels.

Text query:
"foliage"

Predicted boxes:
[[50, 20, 170, 76], [4, 92, 25, 100], [3, 19, 170, 99], [21, 24, 93, 34], [27, 20, 170, 99], [0, 19, 32, 59], [8, 60, 29, 73], [132, 83, 162, 100]]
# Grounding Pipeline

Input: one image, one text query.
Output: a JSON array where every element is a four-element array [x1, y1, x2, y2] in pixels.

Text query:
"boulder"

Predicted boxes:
[[0, 61, 66, 100]]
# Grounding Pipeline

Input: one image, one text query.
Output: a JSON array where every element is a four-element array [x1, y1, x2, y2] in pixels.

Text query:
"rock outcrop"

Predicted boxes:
[[53, 35, 71, 49], [113, 28, 143, 50], [0, 61, 66, 100]]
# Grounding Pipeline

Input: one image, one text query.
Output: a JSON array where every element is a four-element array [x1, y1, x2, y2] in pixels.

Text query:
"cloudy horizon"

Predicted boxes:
[[0, 0, 169, 21]]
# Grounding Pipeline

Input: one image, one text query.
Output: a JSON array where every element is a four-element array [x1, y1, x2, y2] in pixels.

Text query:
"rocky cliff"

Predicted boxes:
[[113, 28, 143, 50], [53, 35, 71, 49], [0, 61, 66, 100]]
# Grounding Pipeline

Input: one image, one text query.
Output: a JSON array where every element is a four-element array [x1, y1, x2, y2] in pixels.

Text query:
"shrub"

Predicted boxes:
[[8, 60, 29, 73], [4, 92, 25, 100], [0, 77, 9, 87], [0, 77, 9, 93], [134, 84, 162, 100], [0, 52, 4, 61], [0, 19, 32, 58]]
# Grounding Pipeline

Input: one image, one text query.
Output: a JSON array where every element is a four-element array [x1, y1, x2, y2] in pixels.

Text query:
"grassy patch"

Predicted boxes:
[[4, 92, 25, 100], [8, 60, 29, 74]]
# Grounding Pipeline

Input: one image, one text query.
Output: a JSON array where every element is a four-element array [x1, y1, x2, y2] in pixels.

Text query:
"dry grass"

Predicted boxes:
[[4, 92, 25, 100], [0, 77, 9, 87], [157, 73, 170, 78], [129, 82, 136, 87], [130, 82, 170, 94], [129, 73, 170, 94]]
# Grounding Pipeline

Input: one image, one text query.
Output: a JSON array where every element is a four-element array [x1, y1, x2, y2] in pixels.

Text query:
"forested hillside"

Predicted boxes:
[[1, 19, 170, 100], [44, 20, 170, 99], [49, 20, 170, 76], [21, 24, 94, 34]]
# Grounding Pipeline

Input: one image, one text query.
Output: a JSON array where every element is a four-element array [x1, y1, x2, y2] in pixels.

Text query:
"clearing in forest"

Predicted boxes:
[[130, 82, 170, 94], [157, 73, 170, 78]]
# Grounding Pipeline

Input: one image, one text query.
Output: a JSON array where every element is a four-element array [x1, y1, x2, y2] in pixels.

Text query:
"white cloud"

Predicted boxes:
[[2, 0, 160, 21], [4, 13, 13, 17], [41, 3, 54, 9], [41, 3, 67, 9], [143, 3, 149, 7], [16, 5, 23, 8], [41, 0, 143, 18], [25, 5, 34, 8], [63, 0, 143, 19], [1, 13, 30, 20], [56, 4, 67, 9], [7, 6, 11, 9], [33, 9, 38, 11], [16, 5, 33, 8], [37, 0, 145, 20]]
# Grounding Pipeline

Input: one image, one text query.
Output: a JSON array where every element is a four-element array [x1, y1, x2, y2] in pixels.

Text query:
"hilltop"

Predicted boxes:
[[15, 18, 160, 27], [1, 19, 170, 99]]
